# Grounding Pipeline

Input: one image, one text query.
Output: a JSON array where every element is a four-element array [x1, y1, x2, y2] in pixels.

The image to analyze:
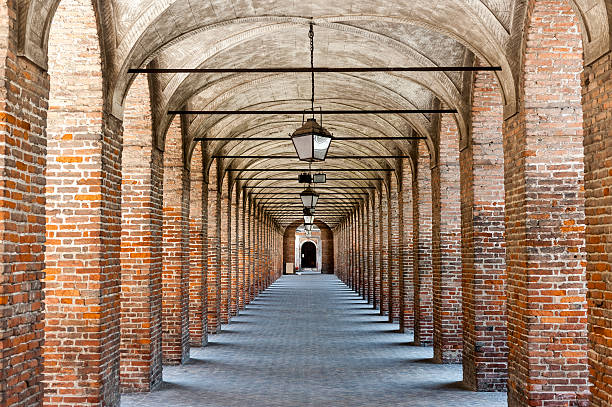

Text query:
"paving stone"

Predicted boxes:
[[122, 274, 507, 407]]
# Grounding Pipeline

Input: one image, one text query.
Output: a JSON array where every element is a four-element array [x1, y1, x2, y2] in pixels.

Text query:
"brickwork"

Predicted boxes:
[[120, 74, 163, 392], [414, 141, 434, 346], [461, 68, 508, 391], [582, 43, 612, 407], [380, 189, 390, 316], [401, 159, 414, 333], [237, 188, 245, 310], [503, 1, 589, 405], [207, 160, 221, 334], [389, 176, 401, 322], [230, 188, 238, 317], [0, 2, 48, 404], [220, 176, 230, 325], [161, 118, 190, 365], [365, 199, 373, 302], [44, 1, 123, 404], [241, 191, 250, 306], [373, 193, 382, 309], [189, 143, 207, 346], [432, 114, 462, 364]]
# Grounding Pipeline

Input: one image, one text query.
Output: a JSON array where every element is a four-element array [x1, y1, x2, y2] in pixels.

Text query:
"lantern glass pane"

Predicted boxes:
[[313, 134, 332, 161], [304, 215, 315, 224], [292, 134, 314, 161]]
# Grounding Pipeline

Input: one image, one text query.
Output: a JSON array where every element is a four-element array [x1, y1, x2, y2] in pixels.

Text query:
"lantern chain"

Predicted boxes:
[[309, 23, 315, 115]]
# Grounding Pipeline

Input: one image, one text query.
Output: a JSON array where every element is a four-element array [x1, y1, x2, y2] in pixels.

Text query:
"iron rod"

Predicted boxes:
[[129, 66, 501, 74], [171, 109, 455, 115], [196, 136, 425, 141], [215, 155, 409, 159], [228, 168, 393, 172]]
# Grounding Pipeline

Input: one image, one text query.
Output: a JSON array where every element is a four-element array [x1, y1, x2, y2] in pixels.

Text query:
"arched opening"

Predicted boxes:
[[301, 241, 317, 269]]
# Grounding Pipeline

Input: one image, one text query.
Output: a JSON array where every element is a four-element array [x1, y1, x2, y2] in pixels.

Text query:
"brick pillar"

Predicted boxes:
[[207, 161, 221, 334], [389, 176, 401, 322], [504, 2, 588, 405], [245, 197, 253, 303], [254, 206, 261, 295], [401, 158, 414, 332], [238, 188, 246, 310], [359, 206, 366, 296], [161, 118, 190, 365], [120, 74, 163, 392], [44, 0, 122, 403], [219, 176, 230, 324], [248, 200, 255, 301], [432, 114, 462, 363], [381, 189, 390, 316], [461, 68, 507, 391], [583, 51, 612, 406], [189, 143, 207, 346], [0, 3, 47, 404], [373, 193, 382, 309], [414, 140, 434, 346], [230, 188, 238, 317], [365, 199, 372, 302]]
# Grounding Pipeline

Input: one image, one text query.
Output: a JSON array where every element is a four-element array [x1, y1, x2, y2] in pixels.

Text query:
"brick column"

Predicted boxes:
[[44, 1, 122, 403], [401, 158, 414, 332], [389, 176, 401, 322], [503, 2, 588, 405], [238, 188, 246, 310], [580, 31, 612, 407], [414, 140, 434, 346], [189, 143, 207, 346], [432, 114, 462, 363], [207, 161, 221, 334], [230, 188, 238, 317], [0, 4, 47, 404], [373, 192, 382, 309], [120, 74, 163, 392], [359, 206, 365, 296], [381, 189, 390, 316], [461, 68, 507, 391], [219, 176, 230, 324], [365, 199, 372, 303], [161, 118, 190, 365]]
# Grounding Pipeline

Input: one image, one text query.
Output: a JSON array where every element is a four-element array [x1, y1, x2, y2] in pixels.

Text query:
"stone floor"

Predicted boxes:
[[122, 275, 507, 407]]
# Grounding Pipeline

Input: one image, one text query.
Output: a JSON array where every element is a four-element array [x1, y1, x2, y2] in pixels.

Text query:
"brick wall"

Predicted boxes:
[[161, 117, 190, 365], [581, 48, 612, 407], [504, 1, 589, 404], [461, 67, 507, 391], [44, 0, 122, 404], [414, 140, 433, 346], [432, 114, 462, 363], [0, 1, 48, 403], [189, 143, 207, 346], [120, 74, 163, 392]]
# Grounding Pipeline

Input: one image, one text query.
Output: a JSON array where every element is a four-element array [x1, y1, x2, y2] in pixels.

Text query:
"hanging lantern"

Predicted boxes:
[[303, 207, 315, 224], [305, 223, 314, 232], [300, 187, 319, 209], [291, 118, 333, 162]]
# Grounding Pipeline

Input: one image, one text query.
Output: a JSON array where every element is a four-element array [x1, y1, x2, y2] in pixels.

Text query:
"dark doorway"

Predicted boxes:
[[301, 241, 317, 269]]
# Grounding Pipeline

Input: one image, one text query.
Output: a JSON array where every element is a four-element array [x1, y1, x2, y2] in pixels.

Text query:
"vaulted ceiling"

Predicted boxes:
[[21, 0, 612, 228]]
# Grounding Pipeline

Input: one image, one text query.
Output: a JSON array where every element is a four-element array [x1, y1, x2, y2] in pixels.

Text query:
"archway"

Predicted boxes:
[[301, 241, 317, 269]]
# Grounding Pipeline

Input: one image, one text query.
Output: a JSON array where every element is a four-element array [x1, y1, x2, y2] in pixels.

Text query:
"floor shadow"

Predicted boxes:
[[421, 381, 471, 391]]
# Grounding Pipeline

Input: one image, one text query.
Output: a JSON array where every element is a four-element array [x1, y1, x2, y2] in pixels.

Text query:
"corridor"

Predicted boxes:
[[122, 275, 507, 407]]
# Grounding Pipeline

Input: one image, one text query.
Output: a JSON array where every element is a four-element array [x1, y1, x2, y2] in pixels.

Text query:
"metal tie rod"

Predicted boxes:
[[129, 66, 501, 74], [170, 109, 456, 115]]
